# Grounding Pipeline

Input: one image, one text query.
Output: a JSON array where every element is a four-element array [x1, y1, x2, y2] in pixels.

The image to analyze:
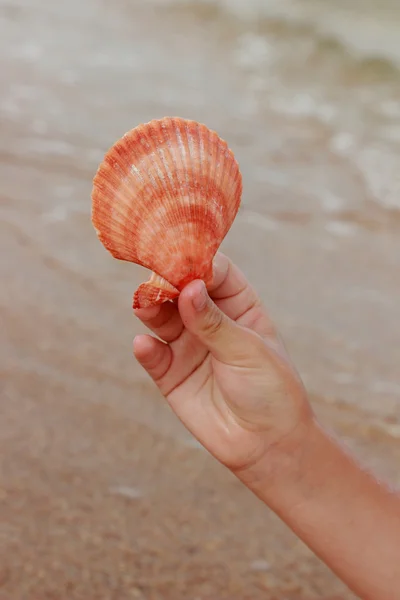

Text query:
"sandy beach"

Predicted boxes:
[[1, 1, 400, 598]]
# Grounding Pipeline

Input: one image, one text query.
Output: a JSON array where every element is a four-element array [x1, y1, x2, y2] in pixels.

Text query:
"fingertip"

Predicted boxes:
[[212, 251, 229, 272], [133, 334, 156, 359], [133, 334, 172, 382], [133, 305, 161, 321], [209, 252, 230, 291]]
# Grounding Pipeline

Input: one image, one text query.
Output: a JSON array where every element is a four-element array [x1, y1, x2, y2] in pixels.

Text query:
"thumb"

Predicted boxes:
[[178, 279, 261, 366]]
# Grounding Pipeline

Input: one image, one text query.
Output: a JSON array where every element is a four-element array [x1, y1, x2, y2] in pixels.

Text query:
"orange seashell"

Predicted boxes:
[[91, 117, 242, 309]]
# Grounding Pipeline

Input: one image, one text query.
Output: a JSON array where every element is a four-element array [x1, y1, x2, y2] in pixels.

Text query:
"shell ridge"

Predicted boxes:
[[170, 118, 188, 268], [153, 143, 179, 246], [141, 127, 171, 229], [160, 121, 192, 276], [206, 126, 219, 249], [161, 118, 185, 272], [98, 132, 155, 263], [182, 120, 196, 271], [200, 125, 211, 261], [196, 124, 207, 250], [227, 147, 241, 208], [126, 129, 175, 268], [213, 134, 225, 237], [92, 131, 158, 265], [191, 122, 202, 262], [197, 122, 214, 272], [158, 119, 184, 267], [219, 141, 233, 237]]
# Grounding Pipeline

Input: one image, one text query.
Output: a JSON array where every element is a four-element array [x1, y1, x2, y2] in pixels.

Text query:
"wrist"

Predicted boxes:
[[232, 412, 324, 506]]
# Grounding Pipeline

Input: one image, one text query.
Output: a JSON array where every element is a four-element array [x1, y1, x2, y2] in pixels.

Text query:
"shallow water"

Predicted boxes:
[[1, 0, 400, 598]]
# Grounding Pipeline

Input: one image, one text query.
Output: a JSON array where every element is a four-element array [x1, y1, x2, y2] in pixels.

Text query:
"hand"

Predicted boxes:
[[134, 254, 400, 600], [133, 253, 312, 475]]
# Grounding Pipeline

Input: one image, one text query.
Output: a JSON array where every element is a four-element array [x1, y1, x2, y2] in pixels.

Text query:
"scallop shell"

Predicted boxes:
[[91, 117, 242, 309]]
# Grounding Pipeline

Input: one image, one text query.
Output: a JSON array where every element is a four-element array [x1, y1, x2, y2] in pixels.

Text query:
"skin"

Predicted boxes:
[[133, 252, 400, 600]]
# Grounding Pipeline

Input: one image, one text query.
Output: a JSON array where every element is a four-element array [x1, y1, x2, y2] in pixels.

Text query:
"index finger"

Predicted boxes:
[[208, 252, 246, 298], [209, 252, 276, 337]]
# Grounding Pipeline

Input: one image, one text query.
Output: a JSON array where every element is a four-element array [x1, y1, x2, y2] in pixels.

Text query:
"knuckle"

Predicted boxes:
[[201, 305, 224, 338]]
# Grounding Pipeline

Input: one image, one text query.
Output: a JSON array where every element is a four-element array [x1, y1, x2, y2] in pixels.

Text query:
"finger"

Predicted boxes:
[[208, 252, 243, 297], [178, 279, 263, 366], [134, 329, 209, 397], [135, 299, 211, 396], [133, 334, 172, 382], [134, 301, 184, 343], [209, 253, 276, 338], [160, 332, 209, 396]]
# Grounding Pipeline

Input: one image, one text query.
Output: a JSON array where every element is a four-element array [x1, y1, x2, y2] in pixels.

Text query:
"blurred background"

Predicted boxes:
[[1, 0, 400, 598]]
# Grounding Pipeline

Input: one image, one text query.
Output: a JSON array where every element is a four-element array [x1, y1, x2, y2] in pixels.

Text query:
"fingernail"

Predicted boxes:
[[192, 281, 207, 312]]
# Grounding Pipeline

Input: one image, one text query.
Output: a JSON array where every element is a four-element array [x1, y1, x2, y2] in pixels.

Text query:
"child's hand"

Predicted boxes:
[[134, 253, 400, 599], [133, 253, 312, 475]]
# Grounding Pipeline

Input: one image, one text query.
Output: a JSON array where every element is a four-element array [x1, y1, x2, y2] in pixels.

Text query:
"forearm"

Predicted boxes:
[[238, 419, 400, 599]]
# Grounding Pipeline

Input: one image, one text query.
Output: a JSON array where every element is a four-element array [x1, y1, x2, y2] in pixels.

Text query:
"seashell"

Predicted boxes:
[[91, 117, 242, 309]]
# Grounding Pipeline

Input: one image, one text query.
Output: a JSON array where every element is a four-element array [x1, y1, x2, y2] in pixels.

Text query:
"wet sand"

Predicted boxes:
[[1, 1, 400, 598]]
